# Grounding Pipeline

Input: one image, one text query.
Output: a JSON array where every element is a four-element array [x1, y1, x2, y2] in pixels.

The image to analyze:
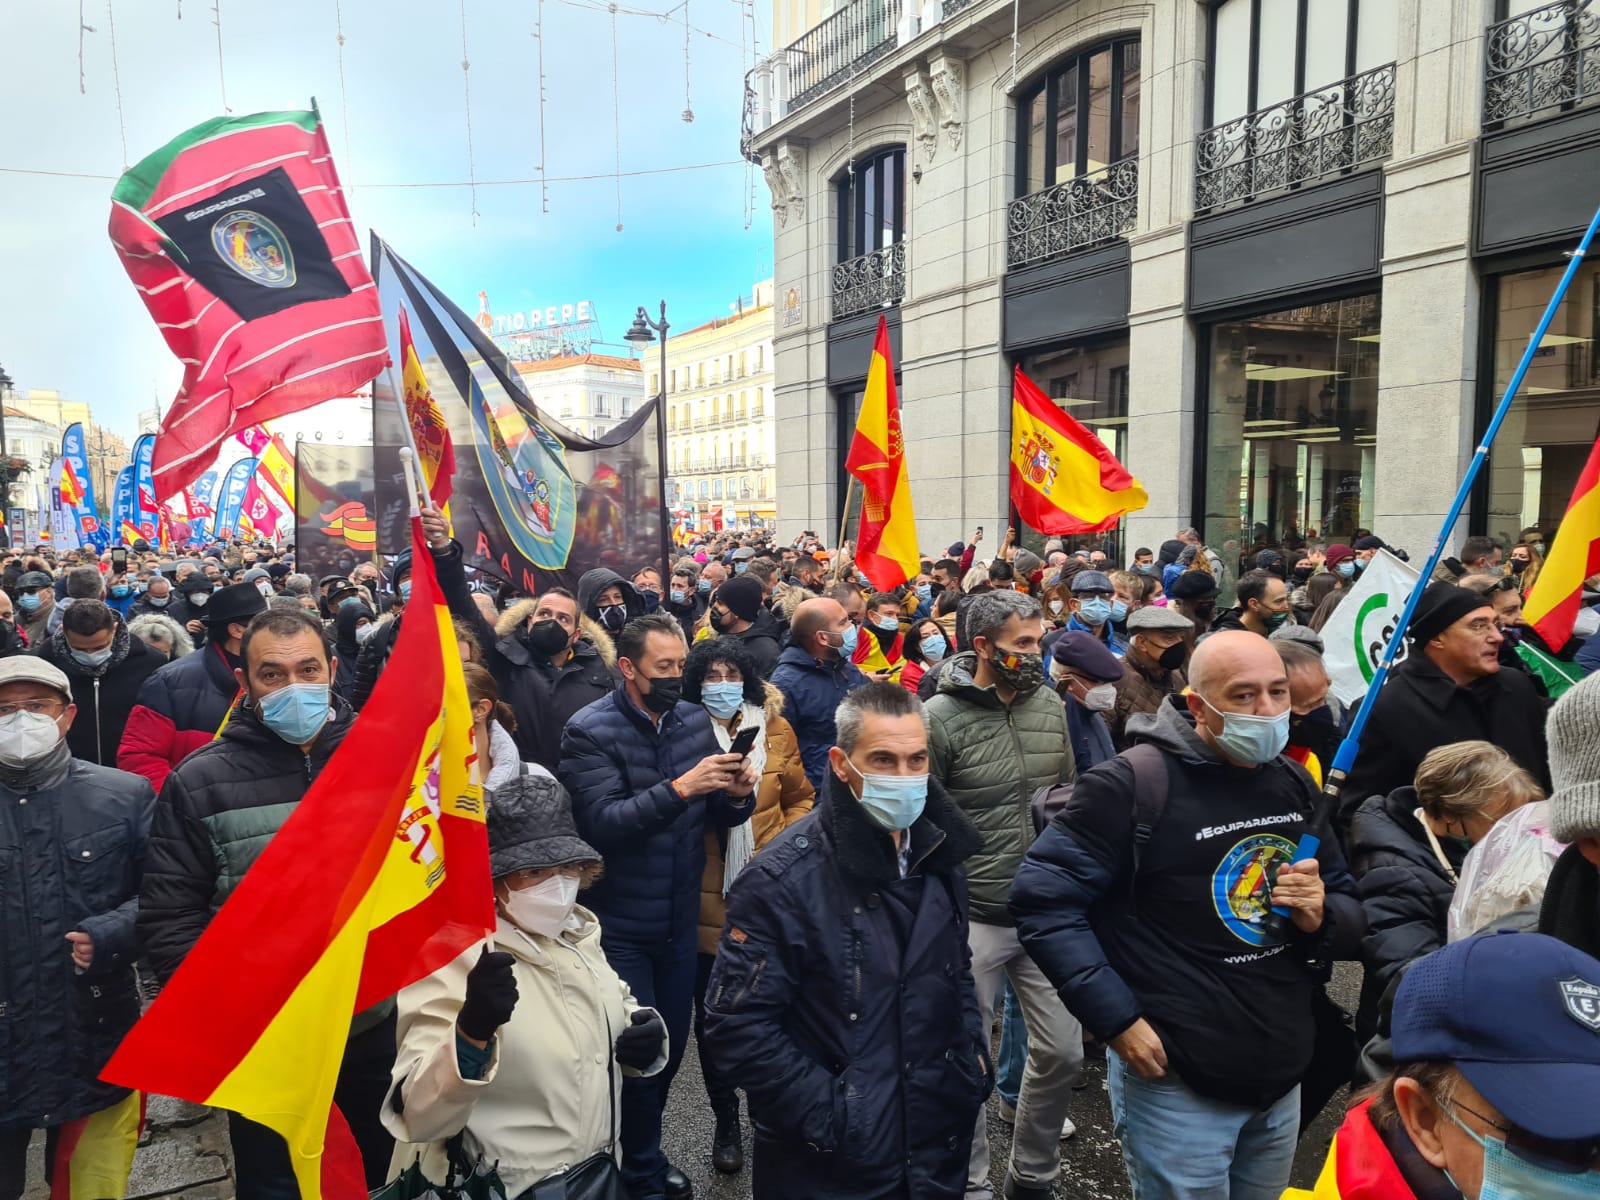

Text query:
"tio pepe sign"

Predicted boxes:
[[487, 301, 596, 335]]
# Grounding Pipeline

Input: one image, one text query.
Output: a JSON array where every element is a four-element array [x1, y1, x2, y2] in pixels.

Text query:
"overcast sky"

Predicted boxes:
[[0, 0, 772, 440]]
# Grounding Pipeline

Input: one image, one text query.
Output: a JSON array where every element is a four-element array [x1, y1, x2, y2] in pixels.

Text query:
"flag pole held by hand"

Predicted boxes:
[[398, 448, 423, 519]]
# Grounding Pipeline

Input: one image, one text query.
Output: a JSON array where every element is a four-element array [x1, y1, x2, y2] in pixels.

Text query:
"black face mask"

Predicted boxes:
[[598, 603, 628, 632], [639, 674, 683, 714], [1288, 705, 1338, 754], [1291, 566, 1314, 584], [1508, 560, 1528, 577], [1153, 641, 1186, 672], [709, 608, 731, 633], [523, 618, 571, 658], [1192, 602, 1216, 624]]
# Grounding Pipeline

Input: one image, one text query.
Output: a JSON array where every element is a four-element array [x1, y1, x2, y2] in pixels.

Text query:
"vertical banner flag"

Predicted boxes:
[[213, 457, 257, 539], [398, 304, 456, 509], [370, 238, 667, 592], [50, 458, 82, 551], [1524, 433, 1600, 650], [186, 469, 220, 543], [131, 434, 160, 540], [242, 467, 288, 543], [110, 467, 137, 545], [109, 107, 387, 497], [844, 315, 919, 590], [102, 514, 493, 1199], [1321, 550, 1418, 707], [61, 424, 106, 551], [1009, 366, 1148, 534]]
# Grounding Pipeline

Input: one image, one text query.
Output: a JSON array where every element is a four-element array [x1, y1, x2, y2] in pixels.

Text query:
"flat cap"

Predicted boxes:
[[0, 656, 71, 698], [1127, 605, 1195, 632], [1050, 631, 1125, 682], [1069, 569, 1114, 595]]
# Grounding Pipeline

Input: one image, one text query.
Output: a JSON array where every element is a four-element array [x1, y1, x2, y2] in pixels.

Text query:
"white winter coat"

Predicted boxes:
[[382, 905, 666, 1195]]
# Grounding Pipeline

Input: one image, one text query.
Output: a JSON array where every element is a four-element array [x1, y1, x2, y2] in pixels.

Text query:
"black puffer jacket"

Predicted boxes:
[[1, 749, 155, 1126], [665, 592, 707, 644], [1348, 786, 1465, 1040], [703, 776, 989, 1200], [559, 686, 753, 942], [138, 696, 353, 981], [484, 603, 616, 773], [333, 602, 375, 703], [35, 621, 167, 766], [117, 642, 241, 795], [720, 604, 784, 679], [129, 591, 193, 626]]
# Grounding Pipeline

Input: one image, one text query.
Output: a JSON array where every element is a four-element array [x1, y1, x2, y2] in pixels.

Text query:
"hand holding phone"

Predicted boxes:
[[729, 726, 760, 759]]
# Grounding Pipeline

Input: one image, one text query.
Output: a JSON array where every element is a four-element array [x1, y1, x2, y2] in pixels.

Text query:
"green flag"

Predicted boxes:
[[1516, 639, 1583, 698]]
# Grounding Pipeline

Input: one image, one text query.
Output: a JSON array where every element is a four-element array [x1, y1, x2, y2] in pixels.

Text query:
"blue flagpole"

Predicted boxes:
[[1265, 196, 1600, 925]]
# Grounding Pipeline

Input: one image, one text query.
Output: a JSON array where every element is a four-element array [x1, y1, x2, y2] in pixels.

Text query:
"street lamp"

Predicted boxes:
[[625, 301, 673, 568], [0, 365, 14, 537]]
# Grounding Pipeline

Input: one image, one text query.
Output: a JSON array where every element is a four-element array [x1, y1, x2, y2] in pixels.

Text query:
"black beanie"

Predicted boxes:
[[1407, 581, 1490, 645], [717, 575, 764, 622]]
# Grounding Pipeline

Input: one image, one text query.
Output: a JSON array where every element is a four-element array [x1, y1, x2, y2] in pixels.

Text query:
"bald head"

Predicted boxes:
[[1188, 630, 1288, 702], [792, 596, 849, 658]]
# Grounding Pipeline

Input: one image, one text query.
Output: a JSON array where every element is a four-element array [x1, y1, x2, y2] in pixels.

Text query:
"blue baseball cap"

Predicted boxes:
[[1393, 932, 1600, 1140]]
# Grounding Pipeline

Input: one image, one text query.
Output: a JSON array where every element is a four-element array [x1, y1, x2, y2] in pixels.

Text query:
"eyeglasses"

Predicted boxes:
[[0, 699, 64, 718], [1446, 1097, 1600, 1172]]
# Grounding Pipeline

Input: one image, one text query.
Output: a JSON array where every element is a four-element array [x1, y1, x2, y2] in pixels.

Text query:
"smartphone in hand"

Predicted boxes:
[[729, 726, 760, 759]]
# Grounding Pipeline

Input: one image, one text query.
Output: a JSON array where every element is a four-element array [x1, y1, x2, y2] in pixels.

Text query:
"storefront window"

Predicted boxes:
[[1483, 261, 1600, 547], [1203, 294, 1381, 556], [1015, 338, 1131, 563]]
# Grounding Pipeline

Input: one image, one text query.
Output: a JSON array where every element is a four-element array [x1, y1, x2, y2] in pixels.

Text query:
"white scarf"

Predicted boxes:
[[712, 701, 767, 894]]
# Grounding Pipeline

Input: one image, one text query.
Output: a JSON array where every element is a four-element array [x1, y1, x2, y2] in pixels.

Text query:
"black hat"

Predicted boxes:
[[1353, 534, 1387, 552], [1169, 570, 1220, 602], [487, 773, 600, 879], [1158, 539, 1187, 565], [132, 538, 150, 553], [327, 578, 360, 601], [390, 550, 413, 592], [716, 575, 764, 622], [319, 574, 346, 591], [16, 570, 52, 591], [1407, 581, 1490, 645], [179, 574, 214, 596], [266, 562, 291, 579], [206, 581, 269, 627], [1050, 631, 1125, 683]]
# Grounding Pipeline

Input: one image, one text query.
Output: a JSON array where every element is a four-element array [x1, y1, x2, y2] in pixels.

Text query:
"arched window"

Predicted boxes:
[[1207, 0, 1395, 125], [1016, 38, 1140, 196], [835, 145, 905, 262]]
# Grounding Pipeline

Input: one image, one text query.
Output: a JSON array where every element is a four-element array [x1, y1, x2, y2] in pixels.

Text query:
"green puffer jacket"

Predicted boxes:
[[925, 652, 1073, 925]]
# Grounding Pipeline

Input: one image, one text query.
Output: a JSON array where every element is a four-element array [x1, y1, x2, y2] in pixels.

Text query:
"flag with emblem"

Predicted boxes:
[[102, 507, 492, 1200], [1009, 365, 1148, 535], [844, 315, 919, 590], [398, 304, 455, 510], [109, 106, 387, 498], [238, 426, 299, 509]]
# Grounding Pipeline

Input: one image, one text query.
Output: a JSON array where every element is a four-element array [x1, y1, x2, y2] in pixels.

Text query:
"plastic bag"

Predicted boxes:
[[1448, 801, 1567, 941]]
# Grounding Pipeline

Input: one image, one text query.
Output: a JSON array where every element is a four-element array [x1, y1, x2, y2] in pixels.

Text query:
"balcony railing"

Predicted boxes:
[[832, 242, 906, 321], [1007, 156, 1138, 269], [1484, 0, 1600, 126], [1194, 64, 1396, 214], [791, 0, 903, 112]]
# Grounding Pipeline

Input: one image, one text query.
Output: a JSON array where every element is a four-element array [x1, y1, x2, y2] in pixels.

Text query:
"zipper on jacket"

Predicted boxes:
[[93, 677, 102, 764]]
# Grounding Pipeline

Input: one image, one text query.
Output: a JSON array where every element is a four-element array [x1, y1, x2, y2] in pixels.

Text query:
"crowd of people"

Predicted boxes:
[[5, 514, 1600, 1200]]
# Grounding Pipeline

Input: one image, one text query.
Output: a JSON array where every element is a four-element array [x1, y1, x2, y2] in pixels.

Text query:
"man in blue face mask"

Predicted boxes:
[[703, 682, 990, 1200], [770, 597, 866, 793], [1062, 569, 1128, 657], [1011, 630, 1366, 1200]]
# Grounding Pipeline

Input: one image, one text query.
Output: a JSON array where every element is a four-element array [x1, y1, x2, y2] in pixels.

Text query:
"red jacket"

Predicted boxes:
[[117, 643, 241, 794]]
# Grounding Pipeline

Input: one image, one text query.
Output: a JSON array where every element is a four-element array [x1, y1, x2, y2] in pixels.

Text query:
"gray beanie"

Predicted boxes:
[[1547, 671, 1600, 842]]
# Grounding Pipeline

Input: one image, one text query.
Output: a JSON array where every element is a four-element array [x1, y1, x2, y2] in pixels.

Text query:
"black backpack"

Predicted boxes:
[[1030, 743, 1172, 877]]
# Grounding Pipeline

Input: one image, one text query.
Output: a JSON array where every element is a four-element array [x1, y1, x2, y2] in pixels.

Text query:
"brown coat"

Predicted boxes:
[[698, 683, 816, 954], [1108, 644, 1187, 750]]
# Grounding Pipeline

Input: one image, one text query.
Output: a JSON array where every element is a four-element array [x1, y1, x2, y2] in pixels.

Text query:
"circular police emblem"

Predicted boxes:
[[210, 210, 295, 288], [1212, 833, 1298, 947]]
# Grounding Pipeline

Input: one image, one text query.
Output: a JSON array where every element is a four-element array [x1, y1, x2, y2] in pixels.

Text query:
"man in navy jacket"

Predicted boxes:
[[771, 596, 866, 792], [560, 611, 756, 1200]]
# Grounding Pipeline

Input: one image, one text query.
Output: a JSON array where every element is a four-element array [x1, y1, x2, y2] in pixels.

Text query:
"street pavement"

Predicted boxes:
[[26, 965, 1356, 1198]]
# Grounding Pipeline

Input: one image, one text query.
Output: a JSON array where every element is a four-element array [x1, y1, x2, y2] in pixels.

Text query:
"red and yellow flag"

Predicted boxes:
[[399, 304, 456, 510], [1009, 366, 1148, 535], [102, 517, 492, 1198], [60, 460, 85, 508], [1525, 433, 1600, 649], [119, 520, 142, 547], [844, 315, 919, 589]]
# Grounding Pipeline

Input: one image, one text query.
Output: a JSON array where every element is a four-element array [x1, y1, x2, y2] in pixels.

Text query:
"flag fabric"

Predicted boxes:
[[60, 424, 107, 552], [48, 1090, 145, 1200], [844, 315, 919, 590], [110, 468, 137, 544], [1524, 434, 1600, 649], [60, 459, 84, 508], [109, 108, 387, 498], [131, 435, 160, 541], [212, 457, 257, 539], [1008, 366, 1148, 535], [398, 304, 455, 508], [241, 468, 288, 542], [101, 514, 492, 1199], [1516, 638, 1583, 698], [238, 426, 298, 509]]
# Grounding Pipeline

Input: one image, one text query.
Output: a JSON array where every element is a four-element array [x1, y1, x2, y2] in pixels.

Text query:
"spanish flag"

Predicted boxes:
[[1525, 434, 1600, 650], [845, 315, 919, 589], [399, 304, 456, 510], [60, 460, 84, 508], [101, 515, 493, 1198], [1009, 365, 1147, 534], [119, 520, 142, 547]]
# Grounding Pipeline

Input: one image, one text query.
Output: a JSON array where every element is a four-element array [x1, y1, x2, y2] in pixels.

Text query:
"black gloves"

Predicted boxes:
[[457, 946, 518, 1042], [614, 1007, 667, 1070]]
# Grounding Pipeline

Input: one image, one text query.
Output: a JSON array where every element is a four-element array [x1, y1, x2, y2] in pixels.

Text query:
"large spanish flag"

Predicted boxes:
[[1009, 365, 1147, 534], [1525, 433, 1600, 649], [399, 304, 456, 510], [845, 315, 919, 589], [101, 516, 492, 1199]]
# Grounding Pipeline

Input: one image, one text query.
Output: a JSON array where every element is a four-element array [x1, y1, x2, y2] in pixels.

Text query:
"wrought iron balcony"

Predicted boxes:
[[832, 242, 907, 321], [1484, 0, 1600, 126], [1194, 64, 1396, 214], [1007, 156, 1138, 269]]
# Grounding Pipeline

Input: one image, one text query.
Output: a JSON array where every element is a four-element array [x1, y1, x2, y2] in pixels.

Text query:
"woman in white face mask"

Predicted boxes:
[[384, 773, 668, 1198]]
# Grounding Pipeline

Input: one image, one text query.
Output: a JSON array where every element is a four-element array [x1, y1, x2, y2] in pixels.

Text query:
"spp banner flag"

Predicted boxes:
[[213, 457, 257, 539], [844, 315, 919, 590], [131, 434, 159, 540], [186, 469, 220, 542], [110, 467, 137, 545], [1009, 366, 1148, 535], [61, 424, 106, 551], [109, 108, 386, 498], [1320, 550, 1417, 707]]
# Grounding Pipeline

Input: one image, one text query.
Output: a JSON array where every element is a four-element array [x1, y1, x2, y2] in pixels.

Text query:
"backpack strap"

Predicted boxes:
[[1121, 743, 1172, 881], [518, 759, 530, 778]]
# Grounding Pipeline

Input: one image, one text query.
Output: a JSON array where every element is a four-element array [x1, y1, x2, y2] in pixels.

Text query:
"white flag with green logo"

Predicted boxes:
[[1321, 550, 1419, 706]]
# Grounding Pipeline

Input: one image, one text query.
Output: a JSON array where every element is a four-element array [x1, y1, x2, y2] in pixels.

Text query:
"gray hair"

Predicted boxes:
[[129, 612, 195, 660], [965, 589, 1042, 645], [283, 572, 314, 596], [835, 681, 926, 754]]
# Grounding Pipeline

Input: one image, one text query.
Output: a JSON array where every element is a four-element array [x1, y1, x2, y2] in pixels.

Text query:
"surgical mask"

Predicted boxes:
[[844, 756, 928, 832], [1337, 561, 1355, 579], [502, 873, 581, 939], [832, 623, 859, 659], [190, 592, 210, 607], [920, 635, 947, 662], [254, 581, 272, 598], [399, 580, 412, 604], [701, 681, 745, 721], [1196, 694, 1289, 765], [598, 603, 628, 632], [149, 595, 169, 608], [1049, 600, 1064, 615], [670, 589, 687, 604], [0, 710, 64, 766], [112, 585, 131, 599], [339, 595, 363, 610], [1443, 1105, 1600, 1200], [734, 561, 749, 574], [18, 593, 41, 613], [1080, 682, 1118, 713], [1262, 609, 1290, 631], [1536, 542, 1547, 555], [1110, 600, 1129, 624], [355, 623, 378, 645], [915, 583, 932, 602], [257, 682, 331, 745], [524, 618, 570, 658], [873, 615, 899, 633], [992, 647, 1045, 697], [638, 673, 682, 714], [1077, 597, 1113, 626], [697, 578, 712, 594], [71, 646, 113, 668]]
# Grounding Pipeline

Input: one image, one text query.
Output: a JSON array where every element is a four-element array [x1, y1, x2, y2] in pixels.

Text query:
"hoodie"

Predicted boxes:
[[575, 567, 645, 639]]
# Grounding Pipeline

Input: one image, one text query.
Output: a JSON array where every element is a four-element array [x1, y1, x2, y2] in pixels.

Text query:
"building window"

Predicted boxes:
[[1208, 0, 1396, 124], [753, 386, 765, 417], [1482, 260, 1600, 547], [758, 474, 770, 498], [835, 146, 905, 262], [1016, 38, 1140, 195], [1201, 293, 1382, 556], [712, 479, 724, 500]]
